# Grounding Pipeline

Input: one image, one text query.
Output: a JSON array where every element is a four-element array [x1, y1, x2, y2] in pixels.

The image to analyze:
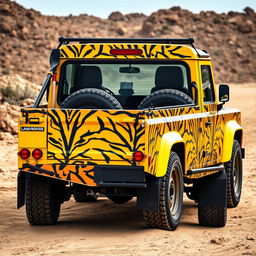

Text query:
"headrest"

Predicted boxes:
[[153, 66, 184, 92], [75, 66, 102, 90]]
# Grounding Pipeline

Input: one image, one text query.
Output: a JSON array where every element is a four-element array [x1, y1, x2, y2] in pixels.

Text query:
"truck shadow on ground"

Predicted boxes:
[[54, 198, 201, 233]]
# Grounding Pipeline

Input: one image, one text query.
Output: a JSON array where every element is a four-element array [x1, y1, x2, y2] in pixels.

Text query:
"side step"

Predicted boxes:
[[187, 165, 224, 175]]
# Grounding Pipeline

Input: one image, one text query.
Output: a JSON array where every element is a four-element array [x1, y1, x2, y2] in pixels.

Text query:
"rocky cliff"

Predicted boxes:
[[1, 0, 255, 84]]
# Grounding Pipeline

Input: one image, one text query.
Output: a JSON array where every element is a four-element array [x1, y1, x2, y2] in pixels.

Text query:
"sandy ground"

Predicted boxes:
[[0, 83, 255, 256]]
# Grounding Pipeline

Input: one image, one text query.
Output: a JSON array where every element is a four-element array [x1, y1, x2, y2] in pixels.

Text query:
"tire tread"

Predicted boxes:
[[224, 140, 242, 208], [26, 176, 60, 225], [61, 88, 122, 109], [138, 89, 194, 109], [198, 205, 227, 227], [142, 152, 183, 231]]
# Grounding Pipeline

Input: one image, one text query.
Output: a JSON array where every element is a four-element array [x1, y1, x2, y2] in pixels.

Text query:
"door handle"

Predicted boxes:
[[205, 121, 212, 127]]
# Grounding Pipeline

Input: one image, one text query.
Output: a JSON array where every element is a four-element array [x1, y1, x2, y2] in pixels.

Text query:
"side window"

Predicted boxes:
[[63, 64, 74, 95], [201, 65, 215, 102]]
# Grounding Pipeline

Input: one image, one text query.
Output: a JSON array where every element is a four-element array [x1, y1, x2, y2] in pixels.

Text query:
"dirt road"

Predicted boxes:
[[0, 83, 255, 256]]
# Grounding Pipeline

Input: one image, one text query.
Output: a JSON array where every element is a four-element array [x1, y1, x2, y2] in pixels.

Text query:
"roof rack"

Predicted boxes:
[[58, 37, 194, 46], [57, 37, 208, 58]]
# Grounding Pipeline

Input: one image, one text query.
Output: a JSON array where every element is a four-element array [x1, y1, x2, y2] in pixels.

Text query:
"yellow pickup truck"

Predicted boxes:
[[17, 37, 244, 230]]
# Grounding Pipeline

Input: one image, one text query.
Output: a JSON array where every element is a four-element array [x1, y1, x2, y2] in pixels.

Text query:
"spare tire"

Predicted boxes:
[[61, 88, 122, 109], [138, 89, 194, 109]]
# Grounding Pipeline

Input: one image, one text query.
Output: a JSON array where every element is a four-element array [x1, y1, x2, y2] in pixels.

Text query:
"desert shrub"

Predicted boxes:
[[2, 69, 9, 75], [213, 17, 221, 24], [162, 25, 169, 30], [0, 83, 37, 105]]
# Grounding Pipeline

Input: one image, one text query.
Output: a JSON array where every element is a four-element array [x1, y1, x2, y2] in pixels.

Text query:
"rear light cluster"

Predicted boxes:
[[18, 149, 30, 159], [18, 148, 43, 160], [133, 151, 145, 162], [32, 149, 43, 159], [110, 49, 143, 55]]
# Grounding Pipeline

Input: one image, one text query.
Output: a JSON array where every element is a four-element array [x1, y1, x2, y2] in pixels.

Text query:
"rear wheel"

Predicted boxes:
[[143, 152, 183, 231], [26, 175, 63, 225], [224, 140, 243, 208], [198, 205, 227, 227]]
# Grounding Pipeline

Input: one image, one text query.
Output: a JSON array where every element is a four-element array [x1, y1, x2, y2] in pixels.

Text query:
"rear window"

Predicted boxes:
[[59, 61, 191, 108]]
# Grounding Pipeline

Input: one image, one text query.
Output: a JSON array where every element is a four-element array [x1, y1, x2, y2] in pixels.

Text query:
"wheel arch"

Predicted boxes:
[[234, 129, 243, 147], [171, 142, 185, 173], [222, 120, 243, 163], [154, 132, 185, 177]]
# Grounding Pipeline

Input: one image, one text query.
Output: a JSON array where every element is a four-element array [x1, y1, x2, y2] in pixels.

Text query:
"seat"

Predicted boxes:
[[151, 66, 187, 94], [74, 66, 103, 90]]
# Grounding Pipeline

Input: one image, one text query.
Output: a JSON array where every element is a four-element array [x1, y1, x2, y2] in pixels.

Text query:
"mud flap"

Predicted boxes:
[[137, 177, 161, 212], [17, 171, 26, 209], [198, 171, 227, 207]]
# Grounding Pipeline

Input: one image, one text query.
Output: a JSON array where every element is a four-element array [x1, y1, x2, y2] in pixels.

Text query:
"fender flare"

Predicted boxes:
[[154, 132, 185, 177], [222, 120, 243, 163]]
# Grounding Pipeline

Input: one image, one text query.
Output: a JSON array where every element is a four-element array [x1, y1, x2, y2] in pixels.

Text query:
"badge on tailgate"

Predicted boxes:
[[20, 127, 44, 131]]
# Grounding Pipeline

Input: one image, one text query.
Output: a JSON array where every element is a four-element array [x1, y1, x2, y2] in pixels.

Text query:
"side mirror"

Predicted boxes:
[[50, 49, 60, 72], [219, 84, 230, 103]]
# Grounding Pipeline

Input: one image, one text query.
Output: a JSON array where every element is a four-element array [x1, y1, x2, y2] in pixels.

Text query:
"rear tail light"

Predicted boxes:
[[110, 49, 143, 55], [32, 149, 43, 159], [18, 149, 30, 159], [133, 151, 145, 162]]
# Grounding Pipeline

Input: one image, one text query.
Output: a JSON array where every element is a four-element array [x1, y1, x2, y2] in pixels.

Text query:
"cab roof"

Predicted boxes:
[[58, 37, 210, 60]]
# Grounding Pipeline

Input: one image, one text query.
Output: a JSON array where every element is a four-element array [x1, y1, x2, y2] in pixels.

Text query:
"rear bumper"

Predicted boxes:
[[20, 164, 146, 188]]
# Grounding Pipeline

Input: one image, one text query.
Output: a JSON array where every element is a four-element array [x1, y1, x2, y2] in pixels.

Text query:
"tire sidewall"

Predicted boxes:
[[164, 153, 184, 228], [229, 141, 243, 204]]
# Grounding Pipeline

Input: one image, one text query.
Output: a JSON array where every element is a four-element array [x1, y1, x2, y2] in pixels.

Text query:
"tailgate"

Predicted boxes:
[[19, 109, 47, 149], [47, 109, 146, 165], [18, 109, 48, 168]]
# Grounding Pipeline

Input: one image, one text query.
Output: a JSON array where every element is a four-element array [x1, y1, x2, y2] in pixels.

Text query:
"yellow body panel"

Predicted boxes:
[[46, 109, 145, 165], [18, 108, 241, 184], [154, 132, 184, 177], [222, 120, 243, 162]]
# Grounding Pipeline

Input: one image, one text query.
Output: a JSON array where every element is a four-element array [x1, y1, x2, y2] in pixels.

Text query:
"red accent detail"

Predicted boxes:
[[133, 151, 145, 162], [19, 149, 30, 159], [110, 49, 143, 55], [32, 149, 43, 159], [52, 73, 57, 82]]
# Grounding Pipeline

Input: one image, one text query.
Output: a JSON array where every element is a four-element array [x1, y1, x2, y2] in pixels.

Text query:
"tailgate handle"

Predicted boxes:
[[28, 118, 40, 124]]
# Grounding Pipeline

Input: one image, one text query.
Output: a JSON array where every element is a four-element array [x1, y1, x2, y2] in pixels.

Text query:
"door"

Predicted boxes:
[[199, 63, 217, 166]]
